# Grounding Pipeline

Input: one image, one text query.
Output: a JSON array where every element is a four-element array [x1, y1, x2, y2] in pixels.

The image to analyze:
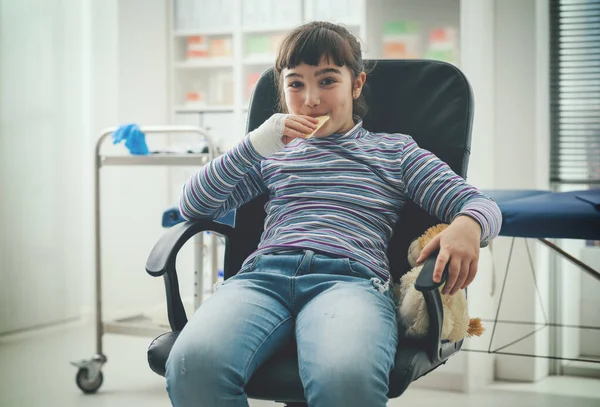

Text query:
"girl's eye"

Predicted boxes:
[[288, 81, 303, 88], [321, 78, 336, 86]]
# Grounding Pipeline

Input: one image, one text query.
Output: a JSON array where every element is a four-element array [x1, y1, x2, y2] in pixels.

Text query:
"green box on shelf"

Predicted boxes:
[[425, 49, 455, 63], [246, 35, 271, 56], [383, 21, 419, 36]]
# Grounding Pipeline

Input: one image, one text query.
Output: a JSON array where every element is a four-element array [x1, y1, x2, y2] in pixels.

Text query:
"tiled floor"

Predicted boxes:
[[1, 320, 599, 407]]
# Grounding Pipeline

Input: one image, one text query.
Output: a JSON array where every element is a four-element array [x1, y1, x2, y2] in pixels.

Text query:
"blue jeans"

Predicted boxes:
[[165, 250, 399, 407]]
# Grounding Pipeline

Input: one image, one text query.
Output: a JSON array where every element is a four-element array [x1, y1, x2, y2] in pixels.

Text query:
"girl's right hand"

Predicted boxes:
[[248, 113, 319, 158], [282, 115, 319, 144]]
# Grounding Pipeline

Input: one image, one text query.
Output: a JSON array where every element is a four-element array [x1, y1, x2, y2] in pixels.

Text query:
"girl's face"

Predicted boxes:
[[282, 57, 366, 138]]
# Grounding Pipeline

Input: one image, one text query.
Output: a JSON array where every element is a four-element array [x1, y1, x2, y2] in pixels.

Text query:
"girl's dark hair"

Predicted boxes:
[[274, 21, 371, 120]]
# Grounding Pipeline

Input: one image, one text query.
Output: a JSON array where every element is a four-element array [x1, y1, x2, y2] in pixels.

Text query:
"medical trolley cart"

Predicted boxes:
[[72, 126, 219, 393]]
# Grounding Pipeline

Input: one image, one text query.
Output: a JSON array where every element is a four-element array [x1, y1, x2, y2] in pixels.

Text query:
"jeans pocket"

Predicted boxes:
[[238, 254, 263, 274], [344, 259, 376, 279]]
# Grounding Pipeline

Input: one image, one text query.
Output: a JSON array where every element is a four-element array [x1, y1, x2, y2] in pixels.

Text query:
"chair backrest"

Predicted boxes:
[[224, 59, 474, 281]]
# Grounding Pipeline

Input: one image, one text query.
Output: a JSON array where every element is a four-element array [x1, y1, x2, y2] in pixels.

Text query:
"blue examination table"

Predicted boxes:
[[481, 188, 600, 280], [478, 189, 599, 363], [482, 189, 600, 242]]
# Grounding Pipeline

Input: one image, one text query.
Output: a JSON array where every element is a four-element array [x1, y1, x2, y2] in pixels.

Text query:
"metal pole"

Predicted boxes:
[[194, 233, 204, 309], [94, 131, 114, 355], [538, 238, 600, 281]]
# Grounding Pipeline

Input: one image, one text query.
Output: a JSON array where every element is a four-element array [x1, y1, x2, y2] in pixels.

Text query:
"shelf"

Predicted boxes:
[[242, 24, 300, 34], [169, 1, 370, 141], [99, 154, 210, 167], [241, 21, 361, 36], [331, 20, 362, 28], [175, 58, 234, 69], [243, 56, 276, 66], [174, 28, 234, 37], [175, 105, 236, 113], [103, 314, 168, 338]]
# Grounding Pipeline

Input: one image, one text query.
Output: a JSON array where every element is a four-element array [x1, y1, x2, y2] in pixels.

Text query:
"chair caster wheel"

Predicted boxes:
[[71, 353, 107, 394], [75, 368, 104, 394]]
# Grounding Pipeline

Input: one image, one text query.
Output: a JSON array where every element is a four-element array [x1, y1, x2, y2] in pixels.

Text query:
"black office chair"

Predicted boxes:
[[146, 59, 474, 405]]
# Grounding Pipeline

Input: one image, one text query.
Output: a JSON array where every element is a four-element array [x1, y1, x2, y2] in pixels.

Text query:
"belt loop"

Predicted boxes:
[[306, 250, 315, 274], [295, 249, 315, 276]]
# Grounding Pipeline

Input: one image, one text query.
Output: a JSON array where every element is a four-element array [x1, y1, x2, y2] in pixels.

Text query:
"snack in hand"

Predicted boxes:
[[306, 115, 330, 138]]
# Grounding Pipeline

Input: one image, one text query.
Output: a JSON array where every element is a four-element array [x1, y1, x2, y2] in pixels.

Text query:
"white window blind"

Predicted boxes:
[[550, 0, 600, 184]]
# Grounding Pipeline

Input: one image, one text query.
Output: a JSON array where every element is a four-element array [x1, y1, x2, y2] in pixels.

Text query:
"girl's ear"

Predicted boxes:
[[353, 71, 367, 99]]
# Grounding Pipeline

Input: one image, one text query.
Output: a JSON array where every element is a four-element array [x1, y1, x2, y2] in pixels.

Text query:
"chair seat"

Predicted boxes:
[[148, 332, 447, 402]]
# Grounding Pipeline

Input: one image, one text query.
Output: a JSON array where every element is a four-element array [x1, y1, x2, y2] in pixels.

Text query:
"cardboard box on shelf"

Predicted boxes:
[[185, 91, 206, 106], [210, 37, 233, 57], [425, 27, 459, 64], [186, 36, 209, 59], [183, 77, 207, 107], [382, 21, 421, 59]]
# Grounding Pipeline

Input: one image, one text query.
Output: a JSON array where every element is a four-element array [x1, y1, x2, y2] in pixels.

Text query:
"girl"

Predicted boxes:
[[167, 21, 501, 407]]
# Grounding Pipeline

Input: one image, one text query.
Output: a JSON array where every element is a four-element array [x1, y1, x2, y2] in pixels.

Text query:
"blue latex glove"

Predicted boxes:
[[112, 124, 150, 155]]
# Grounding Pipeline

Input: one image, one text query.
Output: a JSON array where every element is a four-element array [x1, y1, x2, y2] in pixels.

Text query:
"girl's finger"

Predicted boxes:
[[433, 249, 449, 283], [288, 115, 318, 130], [451, 261, 470, 295], [297, 115, 320, 125], [416, 234, 441, 264], [282, 127, 308, 140], [443, 256, 461, 295], [462, 259, 478, 289], [285, 118, 316, 135]]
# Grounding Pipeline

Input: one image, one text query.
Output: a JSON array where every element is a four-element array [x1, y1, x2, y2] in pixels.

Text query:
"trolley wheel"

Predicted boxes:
[[75, 368, 103, 394]]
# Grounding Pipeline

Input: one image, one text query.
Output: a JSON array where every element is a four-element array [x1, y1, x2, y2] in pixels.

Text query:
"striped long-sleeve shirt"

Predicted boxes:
[[180, 121, 502, 282]]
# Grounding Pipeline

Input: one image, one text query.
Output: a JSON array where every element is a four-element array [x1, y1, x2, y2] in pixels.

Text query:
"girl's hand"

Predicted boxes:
[[415, 216, 482, 295], [282, 115, 319, 144], [249, 113, 318, 157]]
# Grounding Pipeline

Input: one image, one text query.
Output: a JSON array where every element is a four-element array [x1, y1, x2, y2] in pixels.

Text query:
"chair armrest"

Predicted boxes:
[[145, 219, 234, 331], [414, 250, 447, 292], [414, 251, 462, 363], [146, 219, 234, 276]]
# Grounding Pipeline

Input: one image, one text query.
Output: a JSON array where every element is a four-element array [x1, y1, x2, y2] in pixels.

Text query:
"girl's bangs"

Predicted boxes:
[[276, 27, 355, 71]]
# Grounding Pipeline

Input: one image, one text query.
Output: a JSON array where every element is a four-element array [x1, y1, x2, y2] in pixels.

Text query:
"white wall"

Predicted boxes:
[[459, 0, 497, 393], [0, 0, 86, 334], [492, 0, 550, 382], [78, 0, 119, 321], [80, 0, 174, 321]]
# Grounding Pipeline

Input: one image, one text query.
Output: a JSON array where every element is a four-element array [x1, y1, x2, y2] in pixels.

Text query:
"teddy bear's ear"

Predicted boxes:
[[420, 224, 449, 246], [407, 239, 421, 268], [407, 224, 449, 267]]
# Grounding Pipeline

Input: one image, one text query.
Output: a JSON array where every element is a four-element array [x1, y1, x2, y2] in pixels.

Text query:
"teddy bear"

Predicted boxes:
[[393, 224, 485, 343]]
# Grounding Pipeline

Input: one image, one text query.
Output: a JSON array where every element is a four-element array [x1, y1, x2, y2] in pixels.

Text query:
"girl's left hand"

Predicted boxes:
[[415, 216, 482, 295]]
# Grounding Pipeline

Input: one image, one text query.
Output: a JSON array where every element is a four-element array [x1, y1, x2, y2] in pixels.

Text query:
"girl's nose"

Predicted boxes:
[[304, 89, 320, 107]]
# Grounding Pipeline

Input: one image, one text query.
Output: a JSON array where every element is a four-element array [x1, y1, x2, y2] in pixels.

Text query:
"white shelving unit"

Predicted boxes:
[[167, 0, 371, 151], [167, 0, 462, 151]]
